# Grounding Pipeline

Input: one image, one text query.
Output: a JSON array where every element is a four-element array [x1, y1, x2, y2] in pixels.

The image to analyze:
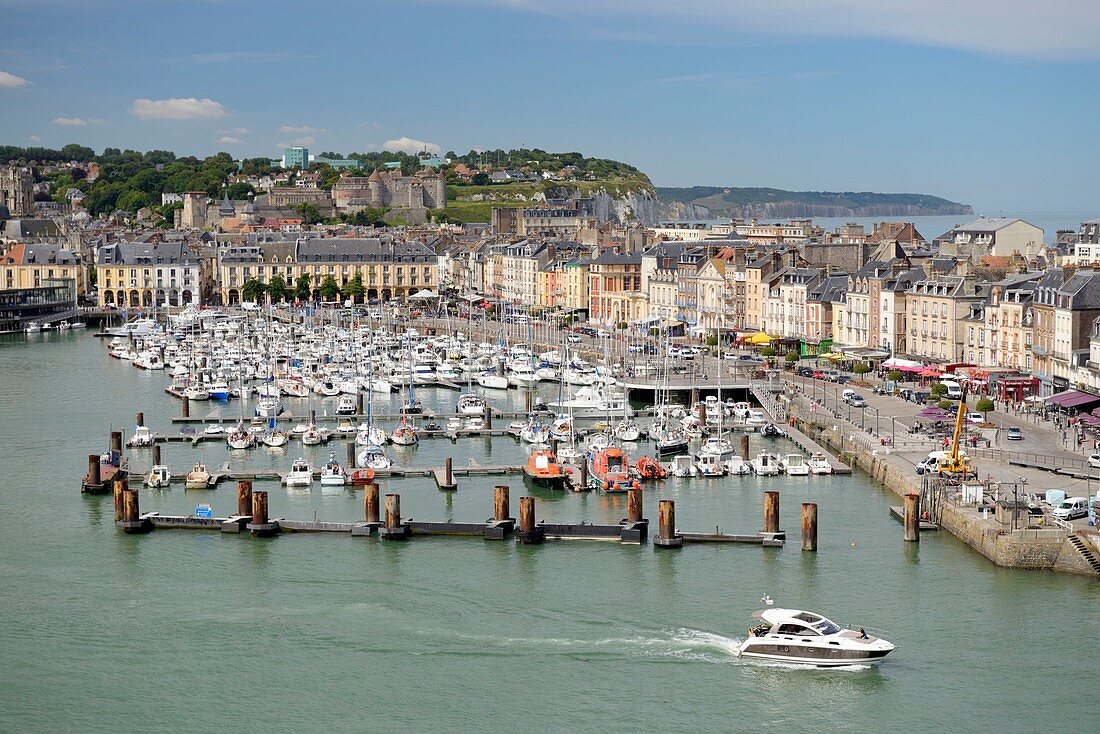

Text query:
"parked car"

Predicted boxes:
[[797, 367, 814, 377], [1006, 426, 1024, 440], [1053, 497, 1089, 521], [1088, 453, 1100, 469], [596, 329, 611, 338], [849, 395, 867, 408], [965, 412, 985, 424], [566, 334, 582, 343], [841, 388, 857, 403]]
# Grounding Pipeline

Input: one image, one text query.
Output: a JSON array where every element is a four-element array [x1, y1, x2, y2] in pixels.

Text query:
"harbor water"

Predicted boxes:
[[1, 332, 1096, 732]]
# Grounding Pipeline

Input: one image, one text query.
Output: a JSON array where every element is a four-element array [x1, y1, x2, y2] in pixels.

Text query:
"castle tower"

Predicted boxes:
[[181, 192, 208, 230], [368, 170, 383, 206]]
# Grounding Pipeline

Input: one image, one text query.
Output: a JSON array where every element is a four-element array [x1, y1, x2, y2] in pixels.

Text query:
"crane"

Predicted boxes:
[[937, 387, 975, 479]]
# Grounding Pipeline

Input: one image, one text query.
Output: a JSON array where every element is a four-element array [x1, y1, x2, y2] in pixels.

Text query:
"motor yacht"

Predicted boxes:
[[667, 454, 697, 478], [285, 458, 313, 487], [457, 393, 486, 416], [695, 452, 726, 477], [699, 436, 735, 458], [476, 372, 509, 390], [255, 396, 283, 418], [128, 424, 155, 447], [208, 381, 231, 401], [737, 608, 895, 667], [549, 384, 633, 419], [724, 455, 752, 475], [744, 411, 768, 430], [185, 463, 210, 489], [782, 453, 809, 476]]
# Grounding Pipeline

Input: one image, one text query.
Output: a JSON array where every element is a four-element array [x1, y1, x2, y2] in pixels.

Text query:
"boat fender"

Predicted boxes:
[[361, 468, 375, 481], [632, 480, 641, 489], [603, 481, 610, 490]]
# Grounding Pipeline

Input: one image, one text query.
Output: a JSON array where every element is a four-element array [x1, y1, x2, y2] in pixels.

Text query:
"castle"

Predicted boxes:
[[0, 166, 35, 218], [332, 169, 446, 224]]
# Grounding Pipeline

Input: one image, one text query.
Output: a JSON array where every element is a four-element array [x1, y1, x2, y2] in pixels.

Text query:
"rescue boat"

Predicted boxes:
[[587, 446, 637, 493], [523, 449, 570, 491]]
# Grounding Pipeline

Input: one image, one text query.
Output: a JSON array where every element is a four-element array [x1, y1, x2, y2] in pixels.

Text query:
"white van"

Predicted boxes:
[[915, 449, 968, 475], [940, 379, 963, 399], [1053, 497, 1089, 521]]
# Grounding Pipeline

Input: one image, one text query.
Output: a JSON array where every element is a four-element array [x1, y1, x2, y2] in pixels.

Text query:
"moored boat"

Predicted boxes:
[[587, 445, 635, 492], [185, 462, 210, 489], [523, 449, 570, 490]]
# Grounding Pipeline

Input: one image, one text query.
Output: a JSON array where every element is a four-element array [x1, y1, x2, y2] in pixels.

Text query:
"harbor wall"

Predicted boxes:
[[790, 399, 1083, 575]]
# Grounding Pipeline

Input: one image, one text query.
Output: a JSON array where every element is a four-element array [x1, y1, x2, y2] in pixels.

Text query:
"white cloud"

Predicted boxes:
[[52, 116, 104, 126], [279, 125, 325, 134], [277, 136, 317, 148], [460, 0, 1100, 60], [232, 127, 249, 134], [381, 136, 442, 155], [0, 70, 30, 88], [130, 97, 227, 121], [28, 135, 41, 142], [217, 136, 243, 144]]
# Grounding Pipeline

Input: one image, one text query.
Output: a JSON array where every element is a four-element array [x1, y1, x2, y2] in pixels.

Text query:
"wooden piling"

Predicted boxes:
[[385, 493, 401, 528], [654, 499, 683, 548], [515, 496, 543, 543], [903, 493, 920, 542], [763, 491, 779, 535], [110, 431, 122, 455], [483, 403, 492, 429], [152, 444, 161, 466], [365, 483, 379, 523], [494, 485, 510, 521], [346, 442, 356, 468], [136, 411, 144, 427], [182, 396, 190, 418], [252, 490, 268, 525], [445, 457, 453, 486], [580, 459, 589, 489], [237, 480, 253, 517], [801, 502, 818, 552], [524, 390, 532, 412], [113, 476, 126, 521], [627, 488, 643, 523], [740, 434, 750, 460], [122, 488, 140, 523], [87, 454, 100, 487]]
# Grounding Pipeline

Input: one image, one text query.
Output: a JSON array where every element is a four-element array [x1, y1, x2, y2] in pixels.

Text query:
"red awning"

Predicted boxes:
[[1045, 390, 1100, 409]]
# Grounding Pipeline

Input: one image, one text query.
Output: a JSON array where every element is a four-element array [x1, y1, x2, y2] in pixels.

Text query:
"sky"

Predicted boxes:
[[1, 0, 1098, 213]]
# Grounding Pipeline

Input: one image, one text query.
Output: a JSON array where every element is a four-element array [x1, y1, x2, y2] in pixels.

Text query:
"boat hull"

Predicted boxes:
[[738, 645, 892, 667], [522, 469, 569, 491]]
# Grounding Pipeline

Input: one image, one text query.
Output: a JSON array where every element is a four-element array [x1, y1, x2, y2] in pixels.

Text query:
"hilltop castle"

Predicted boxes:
[[332, 169, 446, 224]]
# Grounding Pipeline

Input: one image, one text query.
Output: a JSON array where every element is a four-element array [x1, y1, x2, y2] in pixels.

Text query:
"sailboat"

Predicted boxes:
[[261, 416, 288, 447], [392, 346, 420, 446]]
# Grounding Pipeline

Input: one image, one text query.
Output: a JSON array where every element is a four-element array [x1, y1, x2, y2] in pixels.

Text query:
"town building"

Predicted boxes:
[[937, 217, 1044, 259], [95, 240, 205, 307], [0, 166, 35, 218], [0, 243, 84, 294], [331, 170, 446, 224]]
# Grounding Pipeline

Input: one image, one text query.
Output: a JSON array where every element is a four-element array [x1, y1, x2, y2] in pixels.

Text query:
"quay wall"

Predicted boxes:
[[790, 398, 1085, 576]]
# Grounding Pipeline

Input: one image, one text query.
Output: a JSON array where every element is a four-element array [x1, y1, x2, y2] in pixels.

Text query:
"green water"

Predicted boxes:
[[1, 333, 1096, 732]]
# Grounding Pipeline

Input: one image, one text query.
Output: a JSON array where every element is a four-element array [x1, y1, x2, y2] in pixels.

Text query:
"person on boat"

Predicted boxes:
[[858, 627, 868, 639]]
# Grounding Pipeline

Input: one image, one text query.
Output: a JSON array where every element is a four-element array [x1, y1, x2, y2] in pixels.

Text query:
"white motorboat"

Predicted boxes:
[[128, 425, 155, 447], [508, 363, 539, 387], [314, 379, 340, 397], [744, 411, 768, 430], [695, 452, 726, 477], [556, 445, 584, 465], [549, 383, 633, 418], [146, 464, 171, 488], [336, 394, 357, 416], [807, 452, 834, 475], [203, 424, 224, 436], [476, 372, 509, 390], [667, 454, 698, 478], [699, 436, 735, 458], [337, 419, 357, 435], [183, 385, 210, 401], [782, 453, 809, 476], [24, 322, 41, 333], [106, 317, 160, 337], [278, 378, 310, 398], [208, 381, 230, 401], [185, 462, 210, 489], [751, 451, 780, 476], [285, 458, 313, 487], [255, 396, 283, 418], [724, 455, 752, 475], [319, 451, 347, 486], [465, 415, 485, 430], [737, 608, 895, 667], [457, 393, 486, 416]]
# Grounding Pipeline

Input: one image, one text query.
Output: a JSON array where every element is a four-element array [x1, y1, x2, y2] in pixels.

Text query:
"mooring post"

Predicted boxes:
[[87, 454, 101, 487], [516, 495, 543, 544], [117, 484, 150, 534], [356, 392, 364, 415], [247, 490, 279, 537], [654, 498, 683, 548], [346, 441, 356, 469], [801, 502, 818, 552], [110, 431, 122, 455], [485, 484, 515, 539], [763, 490, 781, 538], [380, 492, 411, 539], [237, 480, 253, 516], [365, 482, 380, 522], [627, 488, 643, 523], [445, 456, 453, 486], [524, 389, 532, 412], [740, 434, 750, 460], [113, 475, 126, 521], [903, 493, 920, 542], [579, 459, 589, 490], [494, 485, 510, 520], [310, 408, 316, 424], [152, 443, 161, 467], [182, 395, 190, 418], [550, 438, 559, 456], [484, 402, 492, 429], [620, 487, 648, 543]]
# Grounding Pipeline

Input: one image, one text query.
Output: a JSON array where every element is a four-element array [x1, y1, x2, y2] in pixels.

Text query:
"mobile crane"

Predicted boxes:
[[937, 387, 977, 480]]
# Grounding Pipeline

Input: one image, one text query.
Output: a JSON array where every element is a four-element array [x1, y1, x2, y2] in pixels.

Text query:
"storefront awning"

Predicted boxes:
[[1045, 389, 1100, 409], [883, 357, 924, 371]]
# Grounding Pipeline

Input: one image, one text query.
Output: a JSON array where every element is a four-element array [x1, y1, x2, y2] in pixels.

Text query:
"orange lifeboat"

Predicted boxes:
[[588, 446, 633, 492], [635, 456, 667, 481], [523, 449, 569, 491]]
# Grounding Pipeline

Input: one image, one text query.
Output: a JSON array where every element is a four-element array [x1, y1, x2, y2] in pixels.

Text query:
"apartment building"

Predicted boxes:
[[96, 241, 204, 307]]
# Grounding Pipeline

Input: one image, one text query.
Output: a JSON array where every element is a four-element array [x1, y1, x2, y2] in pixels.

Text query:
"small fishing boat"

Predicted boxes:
[[807, 453, 834, 475], [285, 458, 313, 487], [522, 449, 570, 490], [128, 424, 155, 447], [695, 452, 727, 477], [319, 451, 347, 486], [737, 607, 895, 667], [587, 446, 635, 492], [146, 464, 171, 488], [724, 455, 752, 475], [751, 451, 780, 476], [185, 463, 210, 489]]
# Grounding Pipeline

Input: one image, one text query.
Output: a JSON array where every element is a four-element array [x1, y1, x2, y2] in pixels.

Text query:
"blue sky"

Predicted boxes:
[[1, 0, 1098, 213]]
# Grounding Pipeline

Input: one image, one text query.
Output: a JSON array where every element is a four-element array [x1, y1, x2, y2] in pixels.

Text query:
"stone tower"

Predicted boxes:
[[0, 166, 34, 217], [181, 192, 208, 230]]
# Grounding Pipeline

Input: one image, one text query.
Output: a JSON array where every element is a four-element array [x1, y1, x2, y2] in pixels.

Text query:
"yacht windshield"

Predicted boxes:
[[813, 620, 841, 635]]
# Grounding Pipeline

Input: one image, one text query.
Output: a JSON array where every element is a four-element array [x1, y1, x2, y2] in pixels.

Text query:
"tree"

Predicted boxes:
[[319, 275, 340, 301], [267, 274, 289, 303], [344, 274, 365, 303], [853, 363, 871, 376], [975, 397, 994, 419], [938, 399, 954, 411], [759, 347, 776, 358], [295, 202, 322, 225], [226, 182, 254, 200], [294, 273, 312, 302], [784, 350, 799, 364], [930, 383, 948, 398], [887, 369, 903, 383], [241, 278, 267, 304], [472, 172, 490, 186]]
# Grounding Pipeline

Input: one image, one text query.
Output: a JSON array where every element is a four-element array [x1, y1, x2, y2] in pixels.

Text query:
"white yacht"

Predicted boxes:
[[106, 317, 161, 337], [549, 384, 633, 419], [724, 455, 752, 475], [226, 422, 254, 450], [285, 458, 313, 487], [782, 453, 809, 476], [751, 451, 780, 476], [699, 436, 735, 458], [391, 421, 419, 446], [255, 395, 283, 418], [457, 393, 486, 416], [146, 464, 171, 488], [695, 452, 726, 477], [744, 411, 768, 430], [262, 428, 289, 448], [614, 419, 642, 443], [476, 372, 509, 390], [807, 452, 834, 475], [738, 608, 895, 667], [357, 444, 392, 470], [301, 423, 323, 446], [319, 451, 347, 486], [128, 425, 155, 447]]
